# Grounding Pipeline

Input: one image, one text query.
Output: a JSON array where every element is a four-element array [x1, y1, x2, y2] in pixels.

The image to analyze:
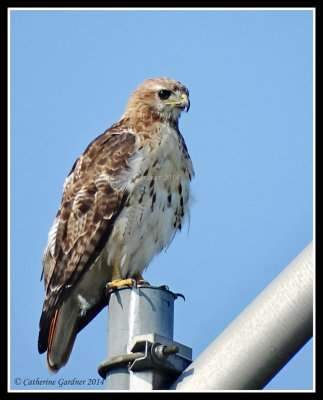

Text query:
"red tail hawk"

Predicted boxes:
[[38, 77, 194, 372]]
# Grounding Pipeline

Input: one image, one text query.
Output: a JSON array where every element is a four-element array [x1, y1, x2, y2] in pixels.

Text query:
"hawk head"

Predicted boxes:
[[122, 77, 190, 122]]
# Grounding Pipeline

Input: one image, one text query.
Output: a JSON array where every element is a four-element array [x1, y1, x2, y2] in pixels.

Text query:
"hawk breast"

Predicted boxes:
[[105, 124, 193, 279]]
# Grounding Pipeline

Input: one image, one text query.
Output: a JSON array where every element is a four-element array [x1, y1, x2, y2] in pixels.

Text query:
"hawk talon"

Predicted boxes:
[[174, 292, 185, 301], [105, 278, 136, 295], [157, 284, 169, 291], [136, 279, 151, 287]]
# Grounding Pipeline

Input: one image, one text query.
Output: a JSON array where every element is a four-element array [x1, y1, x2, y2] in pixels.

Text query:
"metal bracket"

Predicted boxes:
[[130, 335, 192, 377], [98, 332, 192, 386]]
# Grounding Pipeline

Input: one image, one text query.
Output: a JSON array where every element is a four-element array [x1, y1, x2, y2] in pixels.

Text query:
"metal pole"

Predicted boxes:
[[98, 286, 192, 390], [170, 241, 313, 391]]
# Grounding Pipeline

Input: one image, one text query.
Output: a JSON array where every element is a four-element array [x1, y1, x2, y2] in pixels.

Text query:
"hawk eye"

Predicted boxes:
[[158, 89, 172, 100]]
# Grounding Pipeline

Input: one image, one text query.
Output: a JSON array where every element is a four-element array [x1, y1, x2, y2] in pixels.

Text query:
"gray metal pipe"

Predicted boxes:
[[170, 241, 313, 390], [98, 286, 192, 390]]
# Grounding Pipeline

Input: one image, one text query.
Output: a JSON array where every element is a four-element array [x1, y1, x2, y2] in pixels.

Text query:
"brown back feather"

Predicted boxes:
[[38, 127, 137, 353]]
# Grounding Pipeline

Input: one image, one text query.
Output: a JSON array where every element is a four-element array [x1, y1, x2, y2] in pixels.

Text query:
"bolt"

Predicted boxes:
[[154, 345, 179, 360]]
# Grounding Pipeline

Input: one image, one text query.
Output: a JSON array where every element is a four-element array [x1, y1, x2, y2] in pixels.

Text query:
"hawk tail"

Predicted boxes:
[[40, 300, 80, 373]]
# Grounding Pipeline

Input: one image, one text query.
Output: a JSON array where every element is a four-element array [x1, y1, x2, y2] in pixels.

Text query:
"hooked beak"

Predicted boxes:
[[165, 93, 190, 112], [180, 93, 190, 112]]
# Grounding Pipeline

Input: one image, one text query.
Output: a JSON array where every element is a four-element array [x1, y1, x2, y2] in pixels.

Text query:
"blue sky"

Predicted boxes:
[[9, 8, 314, 391]]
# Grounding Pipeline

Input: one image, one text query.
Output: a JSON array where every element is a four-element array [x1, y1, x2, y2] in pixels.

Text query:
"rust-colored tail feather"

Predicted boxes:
[[45, 299, 80, 373], [47, 308, 59, 355]]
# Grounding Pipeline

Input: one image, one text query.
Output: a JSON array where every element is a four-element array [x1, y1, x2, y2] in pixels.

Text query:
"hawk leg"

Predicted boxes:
[[133, 273, 150, 287], [105, 264, 136, 294], [106, 278, 136, 291], [105, 271, 151, 294]]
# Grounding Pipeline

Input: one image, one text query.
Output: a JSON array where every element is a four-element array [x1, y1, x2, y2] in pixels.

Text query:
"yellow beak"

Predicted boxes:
[[165, 93, 190, 112]]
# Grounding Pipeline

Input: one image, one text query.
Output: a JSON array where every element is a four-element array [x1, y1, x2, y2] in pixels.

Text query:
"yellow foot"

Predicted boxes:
[[105, 278, 136, 294]]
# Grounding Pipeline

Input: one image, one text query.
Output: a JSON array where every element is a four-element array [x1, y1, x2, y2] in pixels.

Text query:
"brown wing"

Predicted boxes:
[[38, 124, 137, 353]]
